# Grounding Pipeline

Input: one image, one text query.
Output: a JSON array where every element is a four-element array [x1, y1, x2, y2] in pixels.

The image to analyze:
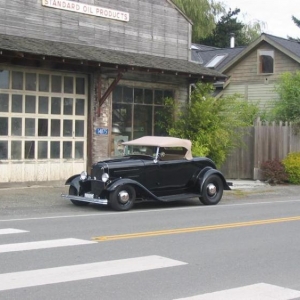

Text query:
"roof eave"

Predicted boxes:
[[167, 0, 193, 25], [220, 33, 300, 73], [219, 34, 265, 73]]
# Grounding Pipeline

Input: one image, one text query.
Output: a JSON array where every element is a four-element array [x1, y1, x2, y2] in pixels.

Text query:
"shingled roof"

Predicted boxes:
[[0, 33, 225, 79], [191, 33, 300, 74], [212, 33, 300, 73], [191, 43, 245, 71], [265, 34, 300, 60]]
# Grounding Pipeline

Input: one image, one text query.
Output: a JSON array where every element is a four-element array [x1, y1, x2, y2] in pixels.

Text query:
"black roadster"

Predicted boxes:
[[61, 136, 230, 211]]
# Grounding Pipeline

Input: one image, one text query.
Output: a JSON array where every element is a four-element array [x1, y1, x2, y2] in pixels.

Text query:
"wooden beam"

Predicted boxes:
[[98, 72, 123, 113]]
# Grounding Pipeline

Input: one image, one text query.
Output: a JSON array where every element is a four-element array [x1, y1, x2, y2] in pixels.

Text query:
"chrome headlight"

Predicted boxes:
[[80, 171, 88, 180], [102, 173, 109, 182]]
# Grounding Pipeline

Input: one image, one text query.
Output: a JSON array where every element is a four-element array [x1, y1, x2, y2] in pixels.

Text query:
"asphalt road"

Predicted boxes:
[[0, 183, 300, 300]]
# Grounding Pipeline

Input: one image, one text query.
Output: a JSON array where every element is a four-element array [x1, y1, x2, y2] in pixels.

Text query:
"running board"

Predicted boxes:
[[61, 194, 108, 205], [158, 193, 199, 202]]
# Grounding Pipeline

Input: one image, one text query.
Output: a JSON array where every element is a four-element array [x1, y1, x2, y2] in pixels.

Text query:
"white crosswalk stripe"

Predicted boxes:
[[1, 228, 299, 299], [0, 238, 97, 253], [174, 283, 300, 300], [0, 255, 187, 291], [0, 228, 28, 235]]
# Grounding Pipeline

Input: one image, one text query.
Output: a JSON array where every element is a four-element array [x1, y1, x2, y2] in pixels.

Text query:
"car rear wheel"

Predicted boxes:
[[69, 186, 89, 206], [199, 175, 223, 205], [109, 185, 136, 211]]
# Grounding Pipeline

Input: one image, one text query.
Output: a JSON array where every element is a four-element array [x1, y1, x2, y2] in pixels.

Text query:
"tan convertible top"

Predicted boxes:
[[122, 136, 193, 160]]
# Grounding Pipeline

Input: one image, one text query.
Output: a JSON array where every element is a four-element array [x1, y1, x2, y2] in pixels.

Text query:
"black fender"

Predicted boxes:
[[198, 168, 231, 192], [65, 174, 81, 193], [106, 178, 161, 201]]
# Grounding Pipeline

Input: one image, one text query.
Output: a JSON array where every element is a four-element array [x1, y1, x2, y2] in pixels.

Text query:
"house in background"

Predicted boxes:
[[192, 33, 300, 110]]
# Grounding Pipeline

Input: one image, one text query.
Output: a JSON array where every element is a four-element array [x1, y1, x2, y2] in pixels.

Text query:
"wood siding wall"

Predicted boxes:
[[222, 42, 300, 110], [0, 0, 190, 60], [220, 119, 300, 179]]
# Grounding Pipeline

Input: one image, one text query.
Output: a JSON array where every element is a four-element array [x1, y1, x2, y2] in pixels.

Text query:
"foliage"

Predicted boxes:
[[172, 0, 225, 41], [198, 8, 262, 47], [155, 97, 178, 136], [260, 159, 288, 184], [271, 71, 300, 123], [282, 152, 300, 184], [158, 82, 260, 167], [288, 16, 300, 41]]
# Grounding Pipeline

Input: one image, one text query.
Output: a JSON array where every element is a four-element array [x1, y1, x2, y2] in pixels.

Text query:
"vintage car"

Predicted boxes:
[[61, 136, 230, 211]]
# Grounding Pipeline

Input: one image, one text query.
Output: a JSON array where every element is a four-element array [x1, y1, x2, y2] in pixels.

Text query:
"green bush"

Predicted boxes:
[[272, 71, 300, 123], [158, 82, 260, 167], [282, 152, 300, 184], [260, 159, 288, 184]]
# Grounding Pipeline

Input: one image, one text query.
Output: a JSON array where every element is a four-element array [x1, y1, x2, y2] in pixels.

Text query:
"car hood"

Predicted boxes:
[[92, 156, 150, 180]]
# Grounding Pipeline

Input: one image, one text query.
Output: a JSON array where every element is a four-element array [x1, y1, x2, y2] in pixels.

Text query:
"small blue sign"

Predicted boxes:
[[96, 128, 109, 135]]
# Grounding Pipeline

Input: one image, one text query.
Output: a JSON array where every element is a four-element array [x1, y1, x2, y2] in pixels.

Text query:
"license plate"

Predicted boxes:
[[84, 193, 94, 199]]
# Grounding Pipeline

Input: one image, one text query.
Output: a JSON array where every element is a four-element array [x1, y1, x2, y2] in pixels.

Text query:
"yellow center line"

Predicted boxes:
[[92, 215, 300, 242]]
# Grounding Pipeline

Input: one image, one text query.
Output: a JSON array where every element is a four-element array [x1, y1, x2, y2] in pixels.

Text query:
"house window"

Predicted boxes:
[[258, 50, 274, 74]]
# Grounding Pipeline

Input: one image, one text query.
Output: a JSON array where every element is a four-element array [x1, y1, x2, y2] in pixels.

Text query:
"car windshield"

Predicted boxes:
[[125, 145, 157, 156]]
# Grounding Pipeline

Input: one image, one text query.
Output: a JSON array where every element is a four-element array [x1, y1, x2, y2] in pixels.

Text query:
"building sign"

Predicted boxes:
[[42, 0, 129, 22], [96, 128, 109, 135]]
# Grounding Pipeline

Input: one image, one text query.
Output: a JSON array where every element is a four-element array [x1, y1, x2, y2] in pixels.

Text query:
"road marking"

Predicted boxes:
[[0, 255, 187, 291], [0, 238, 97, 253], [93, 215, 300, 241], [174, 283, 300, 300], [0, 228, 28, 235]]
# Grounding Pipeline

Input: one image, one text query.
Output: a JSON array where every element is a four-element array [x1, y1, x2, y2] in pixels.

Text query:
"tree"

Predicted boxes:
[[172, 0, 225, 41], [157, 83, 260, 166], [271, 71, 300, 122], [288, 16, 300, 41], [198, 8, 261, 47]]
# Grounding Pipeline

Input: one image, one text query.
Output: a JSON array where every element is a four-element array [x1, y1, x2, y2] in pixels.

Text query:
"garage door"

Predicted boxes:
[[0, 68, 88, 182]]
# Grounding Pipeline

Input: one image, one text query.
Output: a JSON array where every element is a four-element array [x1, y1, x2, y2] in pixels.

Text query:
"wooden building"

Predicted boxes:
[[192, 33, 300, 109], [0, 0, 224, 183]]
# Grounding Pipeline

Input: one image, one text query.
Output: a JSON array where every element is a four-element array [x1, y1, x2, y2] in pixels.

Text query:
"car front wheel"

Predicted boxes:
[[69, 186, 89, 206], [109, 185, 136, 211], [199, 175, 223, 205]]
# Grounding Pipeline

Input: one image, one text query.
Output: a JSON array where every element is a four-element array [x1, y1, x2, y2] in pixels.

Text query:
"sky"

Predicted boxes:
[[222, 0, 300, 39]]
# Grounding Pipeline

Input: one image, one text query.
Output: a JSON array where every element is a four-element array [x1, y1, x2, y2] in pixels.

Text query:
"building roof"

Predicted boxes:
[[191, 43, 245, 71], [192, 34, 300, 74], [258, 34, 300, 62], [217, 33, 300, 73], [0, 34, 225, 79]]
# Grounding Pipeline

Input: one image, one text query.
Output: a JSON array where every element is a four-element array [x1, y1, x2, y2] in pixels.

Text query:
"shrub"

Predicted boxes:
[[161, 82, 260, 167], [260, 159, 288, 184], [282, 152, 300, 184]]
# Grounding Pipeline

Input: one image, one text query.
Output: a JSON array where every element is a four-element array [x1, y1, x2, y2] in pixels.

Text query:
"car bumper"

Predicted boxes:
[[61, 194, 108, 205]]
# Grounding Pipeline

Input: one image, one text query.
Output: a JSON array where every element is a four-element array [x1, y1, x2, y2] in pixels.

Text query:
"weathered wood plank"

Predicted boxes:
[[1, 0, 190, 60], [221, 120, 300, 179]]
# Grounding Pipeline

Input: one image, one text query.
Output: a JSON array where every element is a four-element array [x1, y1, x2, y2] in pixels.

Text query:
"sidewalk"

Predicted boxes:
[[0, 180, 299, 203], [225, 179, 300, 200], [229, 179, 268, 189]]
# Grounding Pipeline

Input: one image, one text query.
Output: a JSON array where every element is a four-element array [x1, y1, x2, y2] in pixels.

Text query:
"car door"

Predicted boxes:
[[141, 159, 162, 194], [156, 159, 197, 196]]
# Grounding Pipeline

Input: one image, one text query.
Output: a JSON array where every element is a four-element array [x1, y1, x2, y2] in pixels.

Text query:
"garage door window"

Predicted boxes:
[[0, 69, 87, 161]]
